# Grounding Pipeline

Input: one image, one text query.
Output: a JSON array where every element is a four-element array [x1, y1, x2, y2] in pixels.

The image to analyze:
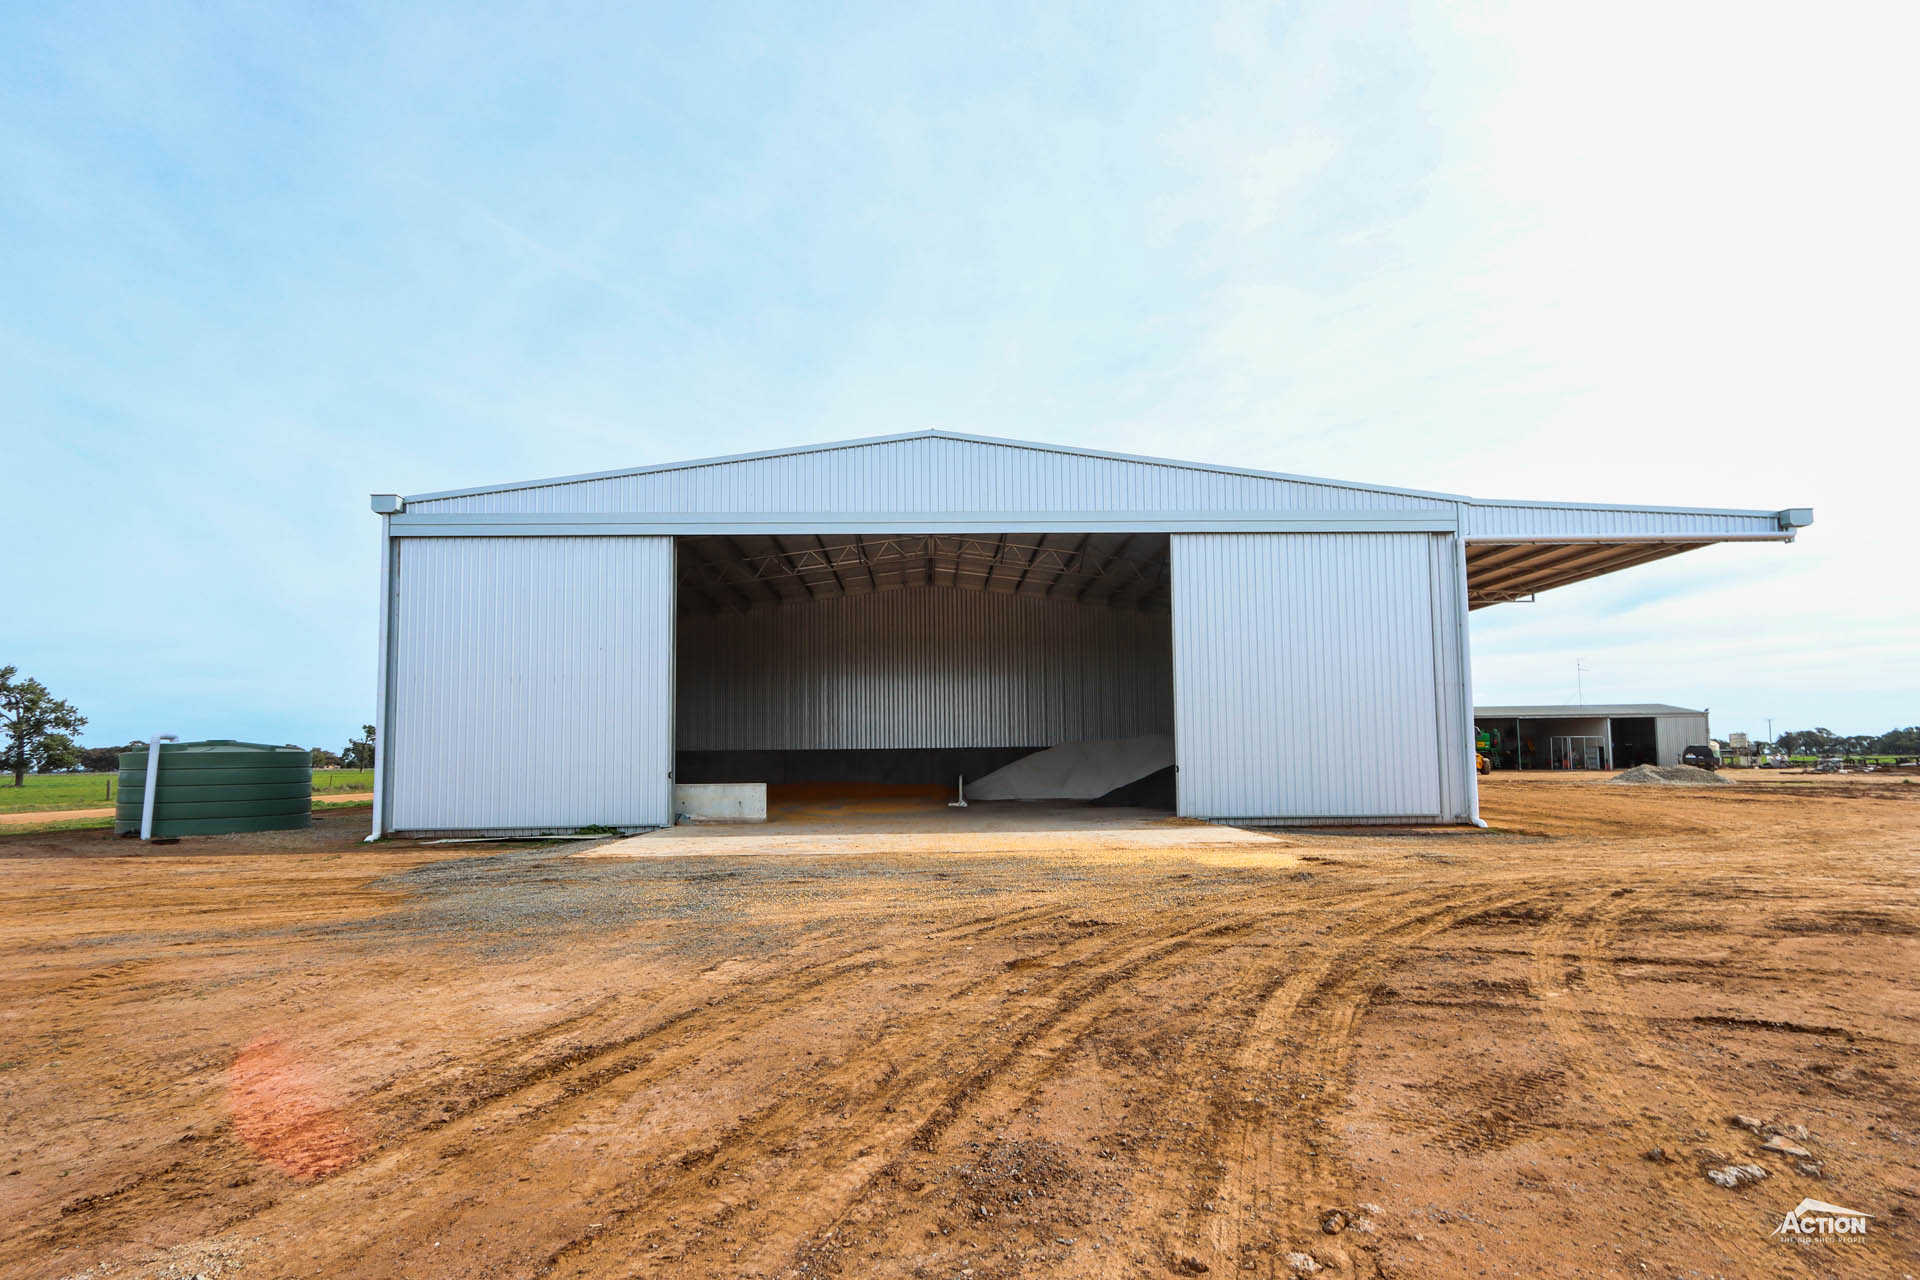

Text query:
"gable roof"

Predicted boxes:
[[402, 428, 1468, 507]]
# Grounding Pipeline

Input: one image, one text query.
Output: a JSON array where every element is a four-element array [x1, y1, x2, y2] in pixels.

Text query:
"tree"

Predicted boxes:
[[342, 724, 376, 770], [0, 667, 88, 787], [1775, 727, 1837, 757], [1873, 726, 1920, 756], [36, 733, 80, 773], [310, 746, 343, 769], [1775, 725, 1920, 759], [77, 743, 134, 773]]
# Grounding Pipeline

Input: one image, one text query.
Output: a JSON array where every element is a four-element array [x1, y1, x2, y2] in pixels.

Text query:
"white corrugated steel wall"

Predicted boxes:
[[386, 536, 675, 830], [1172, 532, 1472, 823], [408, 436, 1438, 514], [1462, 503, 1780, 539], [677, 590, 1171, 749], [1656, 713, 1710, 766]]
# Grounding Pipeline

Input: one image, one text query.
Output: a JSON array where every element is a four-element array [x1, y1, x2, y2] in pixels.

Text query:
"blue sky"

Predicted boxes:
[[4, 2, 1913, 751]]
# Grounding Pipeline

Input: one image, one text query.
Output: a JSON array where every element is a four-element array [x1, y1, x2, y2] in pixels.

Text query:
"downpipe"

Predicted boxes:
[[139, 733, 179, 841]]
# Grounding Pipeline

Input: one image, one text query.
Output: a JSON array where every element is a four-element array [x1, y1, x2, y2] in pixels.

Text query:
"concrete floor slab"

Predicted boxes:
[[579, 798, 1289, 859]]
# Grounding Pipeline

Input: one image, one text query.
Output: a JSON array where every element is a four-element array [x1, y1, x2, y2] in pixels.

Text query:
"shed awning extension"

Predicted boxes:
[[1465, 539, 1736, 608], [1458, 497, 1811, 607]]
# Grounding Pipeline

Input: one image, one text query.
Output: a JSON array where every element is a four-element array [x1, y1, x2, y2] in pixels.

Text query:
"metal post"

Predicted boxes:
[[139, 734, 179, 841]]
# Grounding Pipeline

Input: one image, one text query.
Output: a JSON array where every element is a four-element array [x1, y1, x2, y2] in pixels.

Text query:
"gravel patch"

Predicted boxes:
[[1611, 764, 1732, 786], [318, 844, 1250, 957]]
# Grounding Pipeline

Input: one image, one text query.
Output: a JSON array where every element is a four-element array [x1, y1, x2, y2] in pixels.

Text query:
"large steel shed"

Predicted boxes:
[[1473, 704, 1714, 771], [366, 431, 1809, 836]]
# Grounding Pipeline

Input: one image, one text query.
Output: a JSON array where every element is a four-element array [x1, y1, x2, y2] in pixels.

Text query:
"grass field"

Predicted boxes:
[[0, 769, 373, 815]]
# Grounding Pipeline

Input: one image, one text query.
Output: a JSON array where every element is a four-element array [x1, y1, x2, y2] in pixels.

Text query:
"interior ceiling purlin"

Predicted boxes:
[[677, 532, 1172, 615]]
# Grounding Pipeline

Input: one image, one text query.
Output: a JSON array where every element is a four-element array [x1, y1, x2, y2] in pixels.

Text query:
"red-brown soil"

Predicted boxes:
[[0, 781, 1914, 1278]]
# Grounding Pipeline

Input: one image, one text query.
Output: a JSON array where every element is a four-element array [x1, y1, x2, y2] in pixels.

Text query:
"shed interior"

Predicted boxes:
[[1608, 717, 1658, 769], [673, 534, 1176, 806], [1475, 715, 1661, 770]]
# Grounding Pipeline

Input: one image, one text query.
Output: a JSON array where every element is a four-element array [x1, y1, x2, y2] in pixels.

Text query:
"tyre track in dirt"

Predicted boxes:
[[9, 942, 892, 1269], [189, 894, 1219, 1277], [534, 903, 1299, 1278], [533, 874, 1374, 1278], [1000, 881, 1538, 1278], [1195, 879, 1556, 1279], [1001, 881, 1536, 1273], [1562, 883, 1911, 1277], [729, 881, 1542, 1280], [370, 886, 1113, 1118], [385, 883, 1187, 1143], [1527, 884, 1829, 1279], [0, 917, 970, 1270], [14, 889, 1182, 1273], [743, 895, 1378, 1278]]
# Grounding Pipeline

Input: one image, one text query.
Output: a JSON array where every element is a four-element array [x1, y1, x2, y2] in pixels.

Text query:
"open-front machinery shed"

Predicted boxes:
[[367, 432, 1808, 835]]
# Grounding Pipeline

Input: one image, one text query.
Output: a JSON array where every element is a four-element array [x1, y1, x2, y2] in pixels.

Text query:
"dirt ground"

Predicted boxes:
[[1, 780, 1915, 1279], [0, 797, 376, 827]]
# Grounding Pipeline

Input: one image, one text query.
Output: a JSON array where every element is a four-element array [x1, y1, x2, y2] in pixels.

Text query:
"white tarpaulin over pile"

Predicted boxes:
[[966, 734, 1174, 801]]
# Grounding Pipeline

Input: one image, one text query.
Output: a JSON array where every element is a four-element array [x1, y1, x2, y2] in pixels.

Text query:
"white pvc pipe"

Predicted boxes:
[[139, 734, 179, 841], [367, 514, 393, 843], [948, 774, 968, 808]]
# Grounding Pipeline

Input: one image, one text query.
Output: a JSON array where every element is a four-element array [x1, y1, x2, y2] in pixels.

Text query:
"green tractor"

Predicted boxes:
[[1474, 727, 1502, 775]]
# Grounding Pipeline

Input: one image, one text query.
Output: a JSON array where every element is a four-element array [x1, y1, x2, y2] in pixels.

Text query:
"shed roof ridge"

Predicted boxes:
[[400, 429, 1470, 505]]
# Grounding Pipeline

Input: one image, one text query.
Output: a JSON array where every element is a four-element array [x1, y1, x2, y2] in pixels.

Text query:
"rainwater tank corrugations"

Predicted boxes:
[[114, 740, 312, 837]]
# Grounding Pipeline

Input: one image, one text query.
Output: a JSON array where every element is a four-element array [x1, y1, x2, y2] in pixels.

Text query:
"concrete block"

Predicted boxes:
[[674, 782, 767, 823]]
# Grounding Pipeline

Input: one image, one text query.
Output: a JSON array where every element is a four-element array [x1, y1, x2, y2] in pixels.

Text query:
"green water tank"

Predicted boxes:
[[115, 740, 312, 838]]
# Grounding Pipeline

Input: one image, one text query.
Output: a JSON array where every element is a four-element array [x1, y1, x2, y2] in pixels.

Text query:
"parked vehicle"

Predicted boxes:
[[1682, 745, 1719, 770]]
